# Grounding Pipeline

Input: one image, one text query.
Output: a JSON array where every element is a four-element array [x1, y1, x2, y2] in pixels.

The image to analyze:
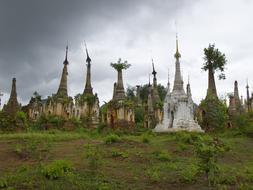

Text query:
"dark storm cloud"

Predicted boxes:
[[2, 0, 252, 106], [0, 0, 191, 104]]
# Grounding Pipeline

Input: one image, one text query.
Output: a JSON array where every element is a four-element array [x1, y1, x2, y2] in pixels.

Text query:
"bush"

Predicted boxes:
[[194, 137, 229, 186], [104, 134, 120, 144], [41, 160, 73, 180], [134, 106, 144, 124], [198, 94, 228, 131], [84, 144, 102, 171]]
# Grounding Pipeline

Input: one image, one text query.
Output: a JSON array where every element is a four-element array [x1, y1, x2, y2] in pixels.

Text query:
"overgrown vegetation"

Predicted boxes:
[[1, 111, 253, 189], [198, 94, 228, 131]]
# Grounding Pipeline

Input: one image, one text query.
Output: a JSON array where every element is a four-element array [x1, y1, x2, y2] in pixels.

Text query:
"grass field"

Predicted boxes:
[[0, 128, 253, 190]]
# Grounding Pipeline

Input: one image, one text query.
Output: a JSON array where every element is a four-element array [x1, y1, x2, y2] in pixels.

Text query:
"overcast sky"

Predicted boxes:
[[1, 0, 253, 107]]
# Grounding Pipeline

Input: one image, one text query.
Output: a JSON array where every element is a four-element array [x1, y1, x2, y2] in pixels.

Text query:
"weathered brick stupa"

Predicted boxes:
[[73, 43, 99, 126]]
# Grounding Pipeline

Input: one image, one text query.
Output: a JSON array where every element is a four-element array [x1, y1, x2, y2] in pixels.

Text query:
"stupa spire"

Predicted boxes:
[[172, 35, 184, 92], [167, 68, 170, 93], [174, 34, 181, 60], [63, 45, 69, 65], [246, 79, 250, 111], [83, 41, 93, 95], [3, 78, 20, 115], [57, 45, 69, 97], [234, 80, 240, 101], [187, 75, 192, 97], [151, 59, 160, 102]]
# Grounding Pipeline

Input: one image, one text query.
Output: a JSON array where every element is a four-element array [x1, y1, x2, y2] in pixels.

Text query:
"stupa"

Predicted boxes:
[[154, 36, 203, 133]]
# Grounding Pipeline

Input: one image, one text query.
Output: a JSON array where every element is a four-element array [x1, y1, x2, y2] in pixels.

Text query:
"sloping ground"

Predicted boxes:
[[0, 130, 253, 189]]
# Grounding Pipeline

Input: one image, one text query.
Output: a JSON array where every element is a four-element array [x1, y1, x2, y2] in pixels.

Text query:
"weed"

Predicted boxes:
[[152, 151, 171, 162], [194, 137, 229, 186], [147, 168, 161, 182], [111, 149, 128, 159], [0, 178, 8, 188], [104, 134, 120, 144], [41, 160, 73, 180], [180, 163, 199, 183], [176, 142, 188, 152], [141, 133, 151, 143], [84, 144, 102, 170]]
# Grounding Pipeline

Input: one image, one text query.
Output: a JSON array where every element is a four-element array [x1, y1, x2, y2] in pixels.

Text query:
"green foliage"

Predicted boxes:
[[194, 137, 229, 186], [126, 86, 135, 100], [14, 140, 51, 160], [231, 112, 253, 137], [175, 131, 211, 145], [110, 58, 131, 71], [84, 144, 102, 170], [157, 84, 167, 101], [104, 134, 120, 144], [198, 94, 228, 131], [152, 151, 172, 162], [75, 93, 97, 107], [0, 178, 8, 188], [41, 160, 73, 180], [141, 133, 151, 143], [100, 103, 108, 115], [69, 117, 83, 128], [111, 149, 128, 159], [32, 115, 66, 130], [147, 168, 161, 182], [139, 84, 167, 102], [180, 163, 199, 183], [16, 111, 27, 125], [0, 111, 16, 130], [47, 116, 65, 128], [202, 44, 227, 80], [134, 106, 144, 124]]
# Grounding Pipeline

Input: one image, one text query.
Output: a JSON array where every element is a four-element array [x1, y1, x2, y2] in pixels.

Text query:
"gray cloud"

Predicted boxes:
[[0, 0, 253, 107]]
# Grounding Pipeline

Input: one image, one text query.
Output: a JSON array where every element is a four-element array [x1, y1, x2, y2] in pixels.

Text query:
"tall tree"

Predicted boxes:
[[202, 44, 227, 98]]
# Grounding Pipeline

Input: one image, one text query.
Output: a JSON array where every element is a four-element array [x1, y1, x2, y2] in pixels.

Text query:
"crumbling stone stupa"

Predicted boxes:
[[154, 37, 203, 132], [228, 81, 244, 116], [105, 58, 135, 127], [73, 43, 99, 126], [27, 46, 74, 119], [3, 78, 21, 116]]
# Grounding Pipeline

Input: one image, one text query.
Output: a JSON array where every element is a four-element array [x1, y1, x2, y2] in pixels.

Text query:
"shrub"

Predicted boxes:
[[41, 160, 73, 180], [198, 94, 228, 131], [194, 137, 229, 186], [104, 134, 120, 144], [16, 111, 27, 124], [84, 144, 102, 170], [134, 106, 144, 124]]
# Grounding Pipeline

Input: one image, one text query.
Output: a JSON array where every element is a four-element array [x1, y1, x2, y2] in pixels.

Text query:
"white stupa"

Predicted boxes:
[[154, 36, 203, 133]]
